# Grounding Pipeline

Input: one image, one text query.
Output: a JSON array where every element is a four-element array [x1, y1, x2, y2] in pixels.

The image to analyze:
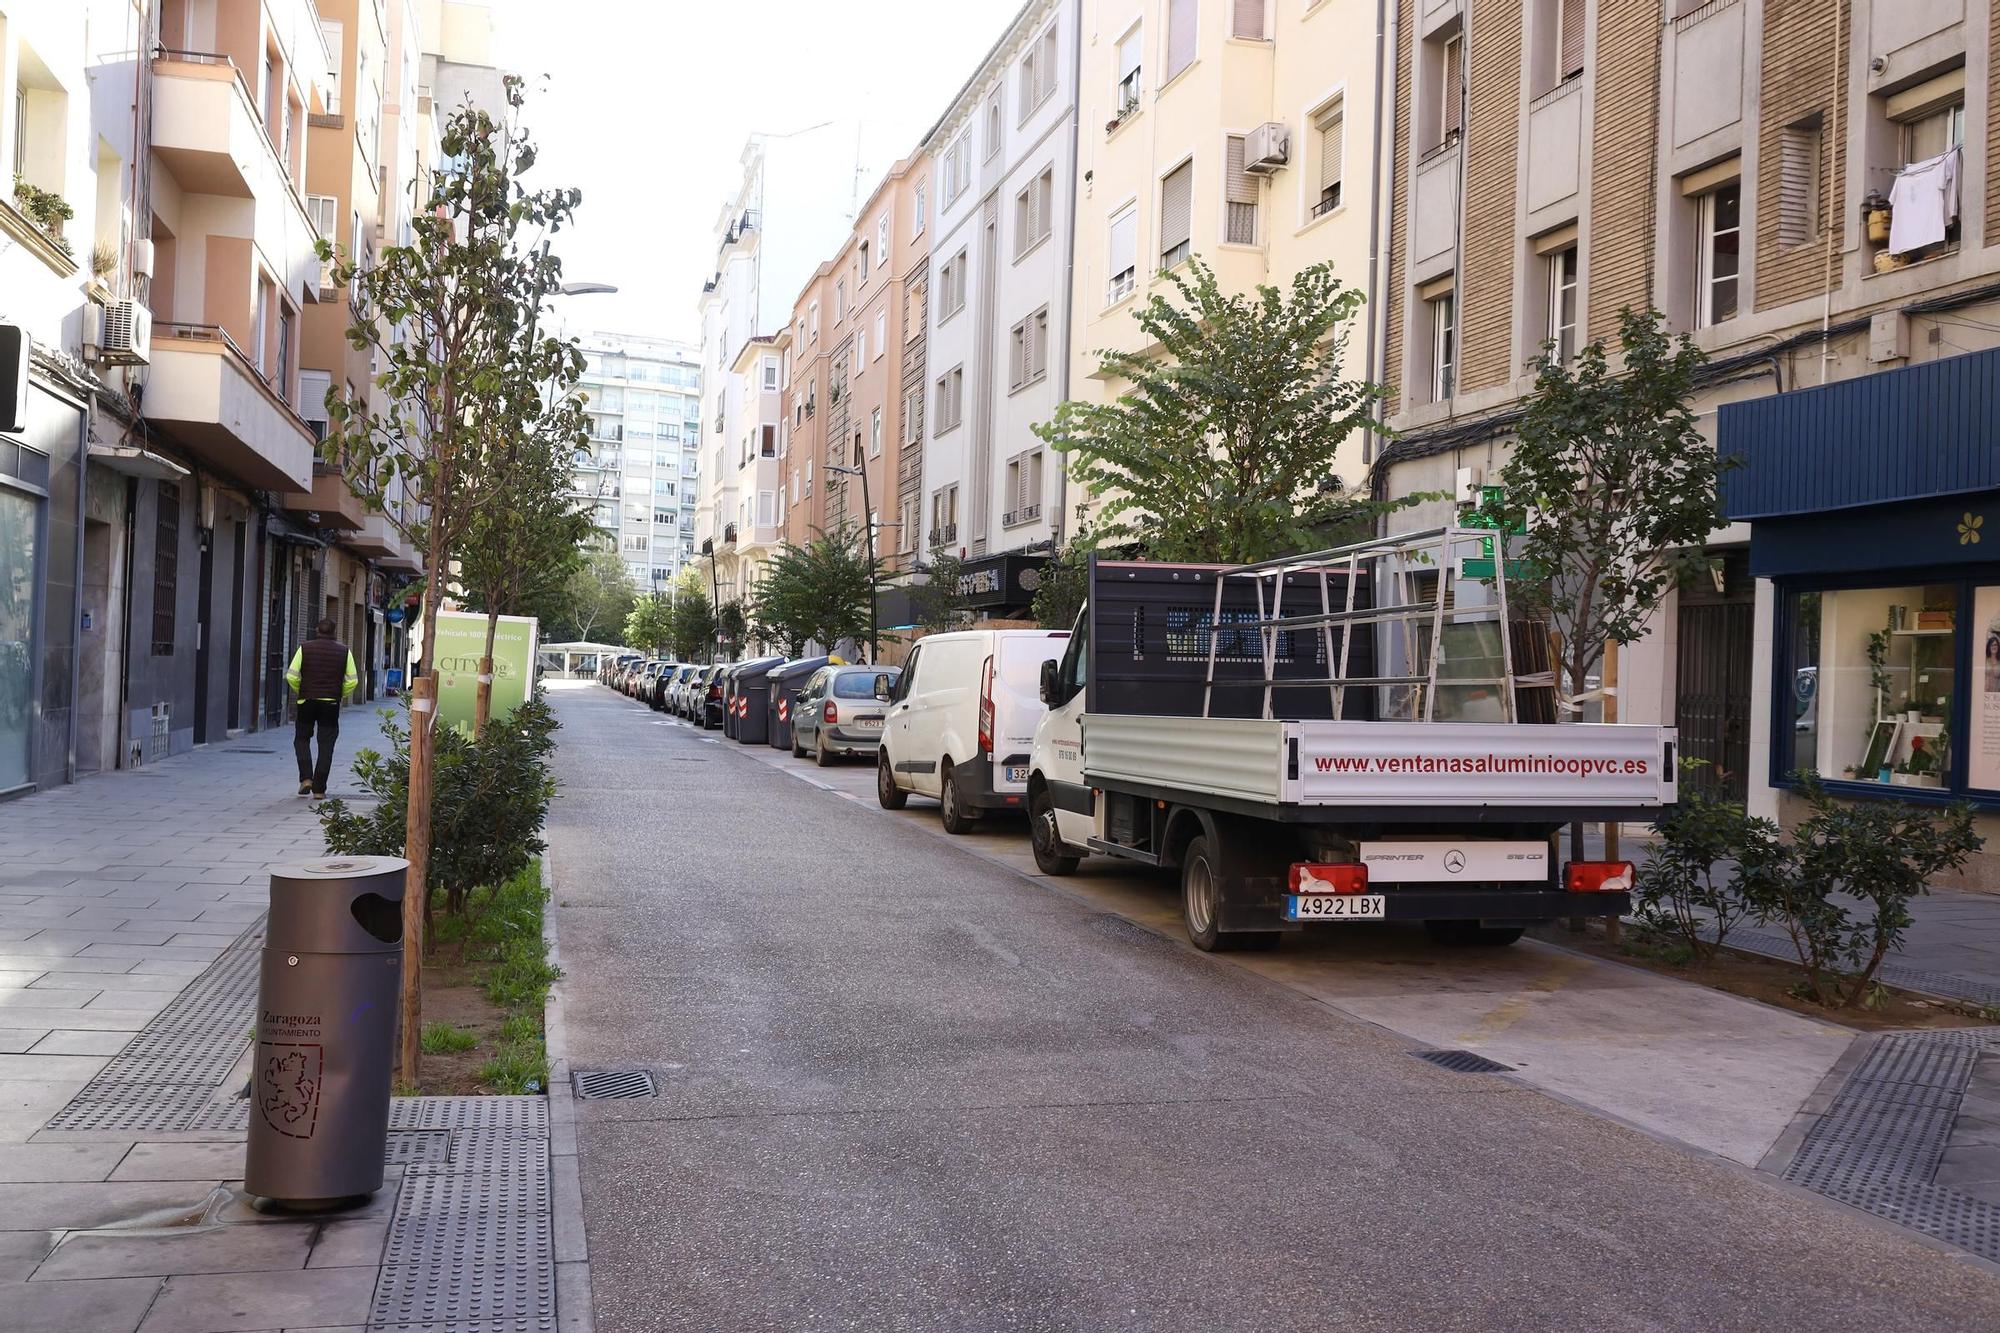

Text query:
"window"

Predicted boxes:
[[835, 279, 846, 322], [986, 91, 1003, 159], [1107, 204, 1138, 303], [806, 459, 814, 496], [1311, 97, 1344, 218], [860, 241, 870, 281], [874, 311, 887, 360], [809, 300, 820, 339], [320, 20, 343, 113], [1116, 24, 1143, 115], [760, 424, 777, 458], [1695, 181, 1741, 328], [623, 534, 649, 553], [944, 133, 970, 203], [761, 357, 779, 391], [940, 250, 969, 318], [1015, 168, 1054, 258], [1004, 449, 1046, 525], [758, 491, 776, 528], [1159, 161, 1193, 269], [1428, 290, 1457, 400], [914, 180, 927, 233], [1779, 117, 1823, 248], [655, 509, 677, 525], [932, 484, 961, 542], [1224, 135, 1258, 244], [277, 302, 294, 392], [1019, 24, 1058, 122], [876, 216, 889, 270], [854, 327, 866, 372], [1546, 245, 1578, 362], [1231, 0, 1265, 40], [1440, 32, 1464, 144], [1535, 0, 1583, 94], [1903, 100, 1965, 163], [1166, 0, 1197, 82], [870, 408, 883, 457], [935, 366, 965, 432], [904, 386, 924, 443]]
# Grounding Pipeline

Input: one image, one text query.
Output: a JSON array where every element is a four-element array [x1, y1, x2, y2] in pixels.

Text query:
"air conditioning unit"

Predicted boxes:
[[131, 239, 155, 279], [90, 299, 152, 367], [1244, 121, 1291, 174]]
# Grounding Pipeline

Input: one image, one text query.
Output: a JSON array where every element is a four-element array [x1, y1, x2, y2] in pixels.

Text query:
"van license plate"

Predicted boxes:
[[1004, 765, 1029, 784], [1285, 894, 1387, 921]]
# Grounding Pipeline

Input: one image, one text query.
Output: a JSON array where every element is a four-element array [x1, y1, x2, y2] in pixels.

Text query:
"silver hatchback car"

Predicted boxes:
[[791, 664, 899, 766]]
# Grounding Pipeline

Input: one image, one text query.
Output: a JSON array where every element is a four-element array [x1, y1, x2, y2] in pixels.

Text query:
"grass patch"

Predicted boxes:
[[422, 1021, 479, 1054], [447, 863, 556, 1095]]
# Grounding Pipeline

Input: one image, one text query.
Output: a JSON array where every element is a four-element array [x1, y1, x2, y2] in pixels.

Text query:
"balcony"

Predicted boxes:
[[1002, 503, 1043, 528], [722, 523, 739, 548], [347, 512, 399, 559], [143, 324, 314, 491], [281, 462, 367, 530]]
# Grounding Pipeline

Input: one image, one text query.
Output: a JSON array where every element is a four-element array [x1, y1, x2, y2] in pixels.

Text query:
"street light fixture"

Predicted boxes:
[[825, 444, 879, 664]]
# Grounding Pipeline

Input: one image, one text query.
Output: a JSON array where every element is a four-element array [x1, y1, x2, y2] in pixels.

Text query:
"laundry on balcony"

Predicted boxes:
[[1887, 145, 1960, 256]]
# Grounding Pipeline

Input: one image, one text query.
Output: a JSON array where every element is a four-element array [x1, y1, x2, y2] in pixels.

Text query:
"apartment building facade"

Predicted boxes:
[[919, 0, 1081, 618], [575, 332, 702, 592], [1373, 0, 2000, 881]]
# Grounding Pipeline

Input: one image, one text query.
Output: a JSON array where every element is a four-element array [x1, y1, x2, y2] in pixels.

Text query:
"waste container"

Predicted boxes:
[[768, 656, 829, 751], [721, 665, 741, 739], [245, 855, 407, 1208], [732, 657, 785, 745]]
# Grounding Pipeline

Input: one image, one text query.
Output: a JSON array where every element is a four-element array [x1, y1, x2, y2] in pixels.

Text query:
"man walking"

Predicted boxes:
[[286, 618, 358, 799]]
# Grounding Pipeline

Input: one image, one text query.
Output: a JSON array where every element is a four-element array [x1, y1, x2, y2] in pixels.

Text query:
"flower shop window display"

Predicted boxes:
[[1780, 580, 2000, 796]]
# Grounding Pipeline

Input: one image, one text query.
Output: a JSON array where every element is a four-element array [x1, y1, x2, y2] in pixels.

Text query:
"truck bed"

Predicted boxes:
[[1083, 714, 1677, 814]]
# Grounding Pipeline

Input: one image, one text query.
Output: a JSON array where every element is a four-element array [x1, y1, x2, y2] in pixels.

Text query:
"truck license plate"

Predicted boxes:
[[1004, 765, 1030, 784], [1285, 894, 1387, 921]]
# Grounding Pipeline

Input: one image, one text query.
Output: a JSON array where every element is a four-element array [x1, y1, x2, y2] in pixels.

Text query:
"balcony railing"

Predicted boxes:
[[723, 523, 739, 546], [936, 523, 958, 545], [1002, 503, 1042, 528]]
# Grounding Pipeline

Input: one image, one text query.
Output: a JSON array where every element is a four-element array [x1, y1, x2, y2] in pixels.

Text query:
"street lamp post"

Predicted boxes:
[[827, 444, 877, 664]]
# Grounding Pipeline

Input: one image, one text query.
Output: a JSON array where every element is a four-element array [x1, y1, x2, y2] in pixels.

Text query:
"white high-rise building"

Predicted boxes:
[[575, 333, 703, 592]]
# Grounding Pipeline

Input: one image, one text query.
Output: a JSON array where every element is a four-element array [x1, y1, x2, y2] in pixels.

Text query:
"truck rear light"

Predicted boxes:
[[1289, 863, 1369, 894], [822, 701, 838, 724], [977, 654, 994, 755], [1565, 861, 1635, 893]]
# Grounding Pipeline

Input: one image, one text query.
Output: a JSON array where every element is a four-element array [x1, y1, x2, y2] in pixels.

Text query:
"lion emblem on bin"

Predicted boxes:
[[258, 1044, 324, 1139]]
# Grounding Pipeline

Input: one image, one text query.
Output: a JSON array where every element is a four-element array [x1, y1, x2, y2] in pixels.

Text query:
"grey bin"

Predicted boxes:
[[245, 855, 407, 1208], [768, 656, 829, 751]]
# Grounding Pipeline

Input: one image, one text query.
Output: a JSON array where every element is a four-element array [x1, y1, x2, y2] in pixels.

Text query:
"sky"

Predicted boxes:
[[487, 0, 1027, 344]]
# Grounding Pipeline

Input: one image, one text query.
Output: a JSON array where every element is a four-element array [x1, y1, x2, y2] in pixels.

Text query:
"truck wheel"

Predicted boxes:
[[876, 751, 907, 809], [939, 762, 977, 835], [1182, 836, 1225, 950], [1029, 789, 1080, 876], [1424, 921, 1526, 947]]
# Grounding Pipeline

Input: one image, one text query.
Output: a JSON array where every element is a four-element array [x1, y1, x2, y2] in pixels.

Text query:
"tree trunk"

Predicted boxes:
[[398, 567, 444, 1088], [1601, 641, 1622, 946], [473, 609, 500, 739], [1566, 646, 1588, 930]]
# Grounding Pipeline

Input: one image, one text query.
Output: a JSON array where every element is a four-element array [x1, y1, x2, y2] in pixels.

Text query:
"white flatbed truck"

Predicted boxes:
[[1024, 529, 1676, 949]]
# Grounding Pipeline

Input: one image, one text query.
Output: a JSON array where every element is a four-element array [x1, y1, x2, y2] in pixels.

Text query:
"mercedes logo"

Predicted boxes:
[[1443, 850, 1467, 874]]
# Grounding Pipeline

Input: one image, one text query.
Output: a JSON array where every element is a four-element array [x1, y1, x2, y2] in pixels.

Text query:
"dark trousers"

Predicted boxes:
[[294, 700, 342, 793]]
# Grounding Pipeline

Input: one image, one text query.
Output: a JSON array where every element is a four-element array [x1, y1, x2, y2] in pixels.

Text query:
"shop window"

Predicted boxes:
[[0, 486, 37, 789]]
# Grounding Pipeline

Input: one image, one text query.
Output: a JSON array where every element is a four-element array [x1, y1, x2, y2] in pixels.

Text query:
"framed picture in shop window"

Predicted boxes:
[[1968, 585, 2000, 792]]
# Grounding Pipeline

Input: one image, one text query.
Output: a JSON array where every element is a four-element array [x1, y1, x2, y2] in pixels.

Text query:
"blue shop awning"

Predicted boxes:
[[1720, 345, 2000, 522]]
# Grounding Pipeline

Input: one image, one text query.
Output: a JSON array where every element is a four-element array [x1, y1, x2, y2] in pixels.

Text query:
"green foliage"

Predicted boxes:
[[623, 593, 674, 655], [749, 527, 874, 655], [319, 695, 560, 917], [478, 1038, 547, 1095], [1497, 308, 1731, 704], [1034, 259, 1392, 564], [908, 536, 971, 634], [13, 176, 73, 248], [1637, 761, 1781, 966], [717, 599, 749, 655], [459, 864, 554, 1094], [1742, 774, 1983, 1007], [668, 567, 716, 662], [555, 543, 637, 644], [421, 1022, 478, 1053], [1031, 529, 1091, 631]]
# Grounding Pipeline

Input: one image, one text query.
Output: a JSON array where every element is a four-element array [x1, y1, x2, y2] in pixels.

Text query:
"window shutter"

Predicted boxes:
[[1033, 309, 1048, 379], [1118, 27, 1142, 85], [1010, 323, 1025, 390], [1040, 28, 1058, 102], [1778, 120, 1821, 248], [1559, 0, 1584, 81], [1225, 136, 1257, 244], [1316, 102, 1344, 196], [1443, 38, 1463, 137], [1232, 0, 1264, 39], [1028, 177, 1043, 243], [1109, 208, 1137, 279], [1160, 161, 1193, 260], [1167, 0, 1196, 79]]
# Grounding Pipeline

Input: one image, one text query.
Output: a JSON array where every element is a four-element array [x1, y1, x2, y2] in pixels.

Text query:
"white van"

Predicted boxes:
[[875, 628, 1071, 833]]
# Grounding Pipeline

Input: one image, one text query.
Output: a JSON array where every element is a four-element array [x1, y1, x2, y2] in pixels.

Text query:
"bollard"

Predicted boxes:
[[245, 855, 407, 1209]]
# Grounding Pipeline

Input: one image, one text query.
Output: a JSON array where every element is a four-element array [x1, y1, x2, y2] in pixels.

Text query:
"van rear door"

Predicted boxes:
[[992, 633, 1069, 792]]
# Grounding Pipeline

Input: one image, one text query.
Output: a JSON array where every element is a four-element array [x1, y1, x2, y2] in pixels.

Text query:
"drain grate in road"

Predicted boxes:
[[572, 1068, 656, 1099], [1413, 1049, 1513, 1074]]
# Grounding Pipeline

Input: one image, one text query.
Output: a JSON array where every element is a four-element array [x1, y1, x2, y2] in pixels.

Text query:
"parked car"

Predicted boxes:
[[699, 664, 731, 729], [875, 629, 1071, 833], [602, 655, 639, 688], [793, 665, 900, 766], [666, 665, 699, 717], [643, 660, 678, 708]]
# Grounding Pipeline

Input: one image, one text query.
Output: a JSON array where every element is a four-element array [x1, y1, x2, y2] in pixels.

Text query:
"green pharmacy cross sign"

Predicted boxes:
[[1460, 485, 1530, 580]]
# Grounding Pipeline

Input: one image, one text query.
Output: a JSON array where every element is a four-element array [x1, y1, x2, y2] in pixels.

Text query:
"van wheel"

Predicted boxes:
[[1424, 921, 1526, 947], [876, 751, 907, 809], [1029, 789, 1080, 876], [939, 762, 977, 835]]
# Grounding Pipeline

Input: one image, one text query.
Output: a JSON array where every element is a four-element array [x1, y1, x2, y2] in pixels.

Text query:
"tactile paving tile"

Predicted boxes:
[[371, 1170, 555, 1328], [384, 1130, 454, 1166], [388, 1096, 549, 1133]]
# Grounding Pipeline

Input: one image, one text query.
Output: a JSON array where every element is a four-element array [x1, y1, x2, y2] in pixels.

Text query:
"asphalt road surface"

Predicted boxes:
[[547, 685, 2000, 1332]]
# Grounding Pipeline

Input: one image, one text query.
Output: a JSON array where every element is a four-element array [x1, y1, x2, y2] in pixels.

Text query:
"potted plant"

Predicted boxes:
[[1917, 597, 1955, 630], [1900, 736, 1943, 789], [1863, 190, 1892, 245]]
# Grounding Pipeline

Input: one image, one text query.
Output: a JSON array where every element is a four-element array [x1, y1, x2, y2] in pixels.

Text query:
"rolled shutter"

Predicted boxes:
[[1232, 0, 1264, 39], [1118, 28, 1142, 84], [1443, 39, 1463, 137], [1160, 161, 1193, 262], [1109, 208, 1137, 280], [1167, 0, 1196, 79], [1316, 102, 1344, 199], [1559, 0, 1584, 81]]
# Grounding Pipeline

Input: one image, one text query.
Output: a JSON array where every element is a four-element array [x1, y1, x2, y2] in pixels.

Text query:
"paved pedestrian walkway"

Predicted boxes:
[[0, 707, 575, 1333]]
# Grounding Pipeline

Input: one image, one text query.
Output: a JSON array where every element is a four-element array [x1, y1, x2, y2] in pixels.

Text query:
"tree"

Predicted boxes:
[[667, 568, 715, 662], [1498, 307, 1730, 716], [1031, 528, 1091, 631], [624, 593, 674, 655], [564, 544, 636, 644], [1035, 259, 1390, 564], [717, 599, 749, 658], [320, 76, 580, 1084], [748, 527, 875, 656], [907, 536, 971, 633]]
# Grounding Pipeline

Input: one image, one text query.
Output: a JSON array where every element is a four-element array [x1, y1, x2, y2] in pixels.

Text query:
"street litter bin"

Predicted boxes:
[[769, 656, 829, 751], [721, 665, 741, 739], [245, 855, 407, 1208], [733, 657, 785, 745]]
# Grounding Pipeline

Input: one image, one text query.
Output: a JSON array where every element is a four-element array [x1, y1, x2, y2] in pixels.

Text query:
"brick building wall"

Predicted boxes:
[[1458, 0, 1523, 393]]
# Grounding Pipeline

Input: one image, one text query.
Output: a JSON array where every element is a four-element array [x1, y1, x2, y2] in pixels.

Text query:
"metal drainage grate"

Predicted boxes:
[[1414, 1049, 1513, 1074], [573, 1069, 656, 1099]]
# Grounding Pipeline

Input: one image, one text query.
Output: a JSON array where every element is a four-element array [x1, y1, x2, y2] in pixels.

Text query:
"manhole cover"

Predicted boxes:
[[573, 1069, 656, 1099], [1414, 1049, 1512, 1074]]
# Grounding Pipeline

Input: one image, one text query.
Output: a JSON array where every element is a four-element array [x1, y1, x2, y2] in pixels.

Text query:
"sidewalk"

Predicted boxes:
[[0, 709, 572, 1333]]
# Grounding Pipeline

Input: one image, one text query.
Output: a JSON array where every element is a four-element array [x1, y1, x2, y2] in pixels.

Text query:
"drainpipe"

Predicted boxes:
[[1054, 0, 1083, 546], [67, 408, 86, 784], [1365, 0, 1396, 423], [118, 474, 137, 767]]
